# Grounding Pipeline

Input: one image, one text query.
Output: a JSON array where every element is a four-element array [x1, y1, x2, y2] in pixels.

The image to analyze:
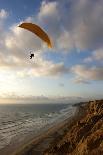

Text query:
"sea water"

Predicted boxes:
[[0, 103, 76, 150]]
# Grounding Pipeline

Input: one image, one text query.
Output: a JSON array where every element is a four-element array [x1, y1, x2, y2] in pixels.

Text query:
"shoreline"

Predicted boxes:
[[12, 102, 87, 155]]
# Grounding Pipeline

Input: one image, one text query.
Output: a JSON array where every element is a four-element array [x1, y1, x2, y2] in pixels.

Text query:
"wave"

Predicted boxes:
[[0, 104, 76, 149]]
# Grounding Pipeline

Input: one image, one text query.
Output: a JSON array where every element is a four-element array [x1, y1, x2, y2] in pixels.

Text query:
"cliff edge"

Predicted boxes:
[[44, 100, 103, 155]]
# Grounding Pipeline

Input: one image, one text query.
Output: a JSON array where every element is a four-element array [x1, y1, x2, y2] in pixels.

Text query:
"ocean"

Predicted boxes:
[[0, 103, 76, 151]]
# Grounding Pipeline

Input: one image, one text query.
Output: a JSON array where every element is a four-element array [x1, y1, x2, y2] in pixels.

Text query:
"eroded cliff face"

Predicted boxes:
[[44, 100, 103, 155]]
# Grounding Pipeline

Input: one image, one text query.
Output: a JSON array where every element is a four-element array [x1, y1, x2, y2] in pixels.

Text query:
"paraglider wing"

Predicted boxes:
[[18, 23, 52, 48]]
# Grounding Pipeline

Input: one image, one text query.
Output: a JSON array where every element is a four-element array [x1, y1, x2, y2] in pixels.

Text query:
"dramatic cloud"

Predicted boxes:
[[0, 20, 69, 77], [0, 0, 103, 81], [38, 0, 103, 51], [1, 0, 103, 51]]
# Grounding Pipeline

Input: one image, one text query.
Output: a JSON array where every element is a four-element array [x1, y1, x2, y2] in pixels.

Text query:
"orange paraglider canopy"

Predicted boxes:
[[18, 23, 52, 48]]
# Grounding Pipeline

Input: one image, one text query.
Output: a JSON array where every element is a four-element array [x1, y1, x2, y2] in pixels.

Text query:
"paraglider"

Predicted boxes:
[[18, 23, 52, 48]]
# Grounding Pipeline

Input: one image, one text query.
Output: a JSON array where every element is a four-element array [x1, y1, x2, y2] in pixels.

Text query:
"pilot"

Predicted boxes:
[[30, 52, 34, 59]]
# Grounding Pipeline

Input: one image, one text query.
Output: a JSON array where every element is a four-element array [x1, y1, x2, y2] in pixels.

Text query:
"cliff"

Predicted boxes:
[[44, 100, 103, 155]]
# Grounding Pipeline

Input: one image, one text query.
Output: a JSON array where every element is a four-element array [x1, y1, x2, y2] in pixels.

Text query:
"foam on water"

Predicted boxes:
[[0, 104, 76, 150]]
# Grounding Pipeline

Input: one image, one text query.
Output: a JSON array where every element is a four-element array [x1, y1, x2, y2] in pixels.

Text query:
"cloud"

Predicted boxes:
[[84, 48, 103, 63], [68, 0, 103, 51], [84, 57, 93, 63], [93, 49, 103, 61], [38, 1, 58, 18], [7, 0, 103, 54], [73, 77, 90, 84], [38, 0, 103, 51], [0, 19, 69, 77], [0, 3, 74, 78], [0, 9, 8, 19], [16, 55, 70, 77], [0, 0, 103, 81], [0, 93, 87, 104], [38, 1, 62, 49], [1, 0, 103, 53], [57, 30, 75, 51], [72, 65, 103, 82]]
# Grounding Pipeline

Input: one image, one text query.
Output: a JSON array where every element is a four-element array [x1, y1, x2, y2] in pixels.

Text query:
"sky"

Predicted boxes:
[[0, 0, 103, 103]]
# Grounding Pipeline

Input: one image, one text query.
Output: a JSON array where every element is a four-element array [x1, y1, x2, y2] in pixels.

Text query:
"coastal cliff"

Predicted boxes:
[[44, 100, 103, 155]]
